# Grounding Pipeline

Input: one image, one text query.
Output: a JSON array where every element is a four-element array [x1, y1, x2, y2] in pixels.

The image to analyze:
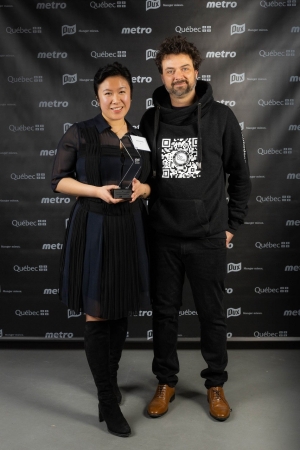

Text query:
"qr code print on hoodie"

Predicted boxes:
[[161, 138, 201, 178]]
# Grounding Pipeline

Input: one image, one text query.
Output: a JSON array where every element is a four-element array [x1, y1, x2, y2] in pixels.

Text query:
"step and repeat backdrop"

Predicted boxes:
[[0, 0, 299, 342]]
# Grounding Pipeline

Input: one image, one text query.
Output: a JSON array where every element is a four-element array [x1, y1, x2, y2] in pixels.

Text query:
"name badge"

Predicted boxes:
[[131, 135, 151, 152]]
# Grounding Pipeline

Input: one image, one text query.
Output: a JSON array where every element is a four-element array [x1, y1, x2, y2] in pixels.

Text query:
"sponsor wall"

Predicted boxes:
[[0, 0, 299, 342]]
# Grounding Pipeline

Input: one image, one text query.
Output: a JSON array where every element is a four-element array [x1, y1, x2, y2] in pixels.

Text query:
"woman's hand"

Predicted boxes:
[[96, 185, 125, 204], [130, 178, 151, 203], [56, 178, 124, 204]]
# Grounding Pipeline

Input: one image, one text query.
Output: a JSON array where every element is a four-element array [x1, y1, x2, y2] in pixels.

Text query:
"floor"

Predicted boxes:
[[0, 346, 299, 450]]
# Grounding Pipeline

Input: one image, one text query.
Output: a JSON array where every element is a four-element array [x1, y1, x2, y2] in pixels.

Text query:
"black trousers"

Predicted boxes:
[[150, 231, 228, 389]]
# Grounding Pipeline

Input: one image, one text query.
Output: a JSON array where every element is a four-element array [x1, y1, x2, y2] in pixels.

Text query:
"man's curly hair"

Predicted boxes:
[[155, 35, 203, 74]]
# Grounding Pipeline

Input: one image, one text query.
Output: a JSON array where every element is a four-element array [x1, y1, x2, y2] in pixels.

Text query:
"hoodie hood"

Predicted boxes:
[[150, 80, 214, 175], [152, 79, 214, 123]]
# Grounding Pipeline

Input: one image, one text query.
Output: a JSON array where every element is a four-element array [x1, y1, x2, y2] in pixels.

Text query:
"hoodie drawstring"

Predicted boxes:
[[152, 105, 160, 178], [197, 102, 202, 170]]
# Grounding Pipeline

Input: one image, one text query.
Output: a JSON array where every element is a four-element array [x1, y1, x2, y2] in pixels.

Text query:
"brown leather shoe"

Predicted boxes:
[[147, 384, 175, 417], [207, 387, 231, 421]]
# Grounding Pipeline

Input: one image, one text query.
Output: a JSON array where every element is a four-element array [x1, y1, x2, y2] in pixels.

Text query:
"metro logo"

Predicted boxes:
[[121, 27, 152, 34], [207, 1, 237, 7], [206, 51, 236, 58], [36, 2, 67, 8], [44, 289, 59, 294]]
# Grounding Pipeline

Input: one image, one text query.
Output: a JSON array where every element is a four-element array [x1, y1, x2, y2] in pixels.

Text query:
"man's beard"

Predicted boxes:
[[165, 78, 197, 98]]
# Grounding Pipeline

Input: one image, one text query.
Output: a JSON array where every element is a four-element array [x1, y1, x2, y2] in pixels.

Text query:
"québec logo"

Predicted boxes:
[[14, 265, 48, 272], [260, 1, 296, 8], [255, 241, 290, 249], [8, 76, 43, 83], [258, 98, 294, 107], [63, 74, 77, 84], [91, 50, 126, 59], [231, 24, 245, 35], [259, 49, 295, 57], [6, 26, 42, 34], [227, 307, 241, 318], [175, 25, 212, 34], [62, 25, 76, 36], [12, 219, 46, 227], [90, 2, 127, 9], [11, 173, 45, 180], [230, 73, 245, 84], [9, 124, 44, 132], [227, 262, 242, 273], [254, 331, 288, 338], [256, 195, 291, 203], [255, 286, 289, 294], [257, 147, 292, 155], [15, 309, 49, 316]]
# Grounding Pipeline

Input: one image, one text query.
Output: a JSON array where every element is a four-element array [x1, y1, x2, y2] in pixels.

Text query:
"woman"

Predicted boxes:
[[51, 62, 151, 437]]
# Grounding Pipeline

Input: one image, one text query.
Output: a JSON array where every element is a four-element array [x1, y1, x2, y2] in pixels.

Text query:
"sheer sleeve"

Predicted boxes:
[[51, 124, 79, 192]]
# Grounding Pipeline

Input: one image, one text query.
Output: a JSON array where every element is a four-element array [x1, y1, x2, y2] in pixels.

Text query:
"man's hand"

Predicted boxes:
[[225, 231, 234, 248]]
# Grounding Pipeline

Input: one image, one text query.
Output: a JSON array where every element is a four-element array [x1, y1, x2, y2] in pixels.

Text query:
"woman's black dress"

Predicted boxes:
[[51, 114, 151, 319]]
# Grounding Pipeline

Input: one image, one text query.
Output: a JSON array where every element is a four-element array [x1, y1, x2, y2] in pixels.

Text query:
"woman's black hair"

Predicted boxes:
[[94, 62, 133, 98]]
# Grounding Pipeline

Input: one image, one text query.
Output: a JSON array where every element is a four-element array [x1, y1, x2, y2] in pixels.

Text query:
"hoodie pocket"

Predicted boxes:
[[149, 197, 210, 238]]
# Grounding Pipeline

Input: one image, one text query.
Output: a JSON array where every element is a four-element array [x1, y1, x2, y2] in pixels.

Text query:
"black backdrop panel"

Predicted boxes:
[[0, 0, 299, 341]]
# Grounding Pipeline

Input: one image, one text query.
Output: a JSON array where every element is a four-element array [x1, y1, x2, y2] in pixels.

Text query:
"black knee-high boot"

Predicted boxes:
[[84, 321, 131, 437], [109, 317, 128, 404]]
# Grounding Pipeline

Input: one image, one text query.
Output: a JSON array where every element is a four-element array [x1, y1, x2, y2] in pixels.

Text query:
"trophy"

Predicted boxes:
[[111, 135, 142, 200]]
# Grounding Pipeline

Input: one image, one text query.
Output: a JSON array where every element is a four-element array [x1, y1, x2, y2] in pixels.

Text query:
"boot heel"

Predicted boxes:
[[100, 401, 131, 437], [98, 404, 104, 422]]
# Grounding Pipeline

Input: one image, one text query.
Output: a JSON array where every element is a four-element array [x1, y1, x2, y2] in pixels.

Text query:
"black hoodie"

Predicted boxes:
[[140, 80, 251, 238]]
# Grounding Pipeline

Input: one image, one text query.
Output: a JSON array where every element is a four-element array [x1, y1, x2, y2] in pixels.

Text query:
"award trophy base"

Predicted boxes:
[[112, 189, 132, 199]]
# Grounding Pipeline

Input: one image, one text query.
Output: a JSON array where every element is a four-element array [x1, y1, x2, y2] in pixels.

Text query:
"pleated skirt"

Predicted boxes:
[[59, 198, 150, 319]]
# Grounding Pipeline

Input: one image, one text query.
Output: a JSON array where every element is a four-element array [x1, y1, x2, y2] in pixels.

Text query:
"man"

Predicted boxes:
[[140, 36, 251, 421]]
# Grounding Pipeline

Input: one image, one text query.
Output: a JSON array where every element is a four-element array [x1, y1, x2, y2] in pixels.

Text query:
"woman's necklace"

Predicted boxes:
[[111, 121, 127, 137]]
